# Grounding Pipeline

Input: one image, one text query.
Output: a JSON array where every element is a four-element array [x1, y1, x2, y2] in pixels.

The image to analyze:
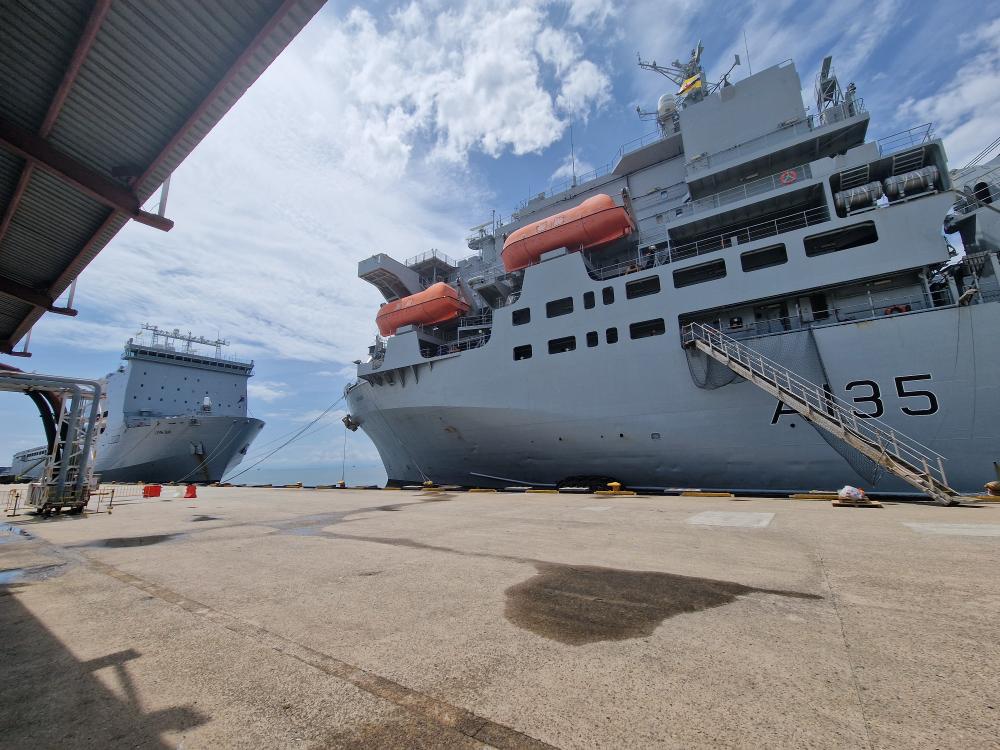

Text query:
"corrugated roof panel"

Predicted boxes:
[[0, 152, 26, 211], [0, 170, 108, 287], [0, 1, 89, 131], [0, 294, 34, 324], [0, 0, 326, 350]]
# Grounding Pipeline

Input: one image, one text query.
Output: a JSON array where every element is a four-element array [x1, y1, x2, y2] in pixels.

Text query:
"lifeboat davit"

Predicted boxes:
[[376, 281, 470, 337], [501, 194, 633, 272]]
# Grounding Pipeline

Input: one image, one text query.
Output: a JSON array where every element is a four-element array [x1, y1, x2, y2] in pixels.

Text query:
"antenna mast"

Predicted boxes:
[[637, 40, 740, 111]]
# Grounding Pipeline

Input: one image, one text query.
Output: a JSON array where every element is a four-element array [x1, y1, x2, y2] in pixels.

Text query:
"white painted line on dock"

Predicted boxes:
[[687, 511, 775, 528], [903, 523, 1000, 537], [581, 505, 613, 512]]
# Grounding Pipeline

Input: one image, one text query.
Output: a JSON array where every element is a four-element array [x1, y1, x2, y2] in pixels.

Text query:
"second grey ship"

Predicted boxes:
[[344, 46, 1000, 496], [94, 325, 264, 483]]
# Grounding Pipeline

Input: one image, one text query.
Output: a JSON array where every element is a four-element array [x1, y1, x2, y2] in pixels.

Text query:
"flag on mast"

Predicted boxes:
[[678, 74, 702, 95]]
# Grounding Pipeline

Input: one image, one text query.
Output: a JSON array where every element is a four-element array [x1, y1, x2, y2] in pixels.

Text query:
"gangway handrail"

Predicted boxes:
[[680, 322, 958, 502]]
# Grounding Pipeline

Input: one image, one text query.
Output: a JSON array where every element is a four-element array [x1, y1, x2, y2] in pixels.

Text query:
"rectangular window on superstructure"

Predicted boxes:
[[512, 308, 530, 325], [630, 318, 666, 339], [586, 331, 599, 347], [741, 244, 787, 272], [673, 259, 727, 288], [583, 291, 595, 309], [625, 275, 661, 299], [513, 345, 532, 361], [602, 286, 614, 305], [804, 221, 878, 257], [606, 327, 618, 344], [546, 297, 574, 318], [548, 336, 576, 354]]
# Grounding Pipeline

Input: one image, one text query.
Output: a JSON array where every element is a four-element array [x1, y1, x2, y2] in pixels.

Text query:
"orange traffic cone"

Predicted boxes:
[[184, 484, 197, 499]]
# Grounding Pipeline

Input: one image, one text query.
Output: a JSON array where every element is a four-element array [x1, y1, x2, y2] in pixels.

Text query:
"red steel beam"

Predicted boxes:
[[0, 274, 78, 316], [0, 0, 113, 248], [0, 116, 174, 232]]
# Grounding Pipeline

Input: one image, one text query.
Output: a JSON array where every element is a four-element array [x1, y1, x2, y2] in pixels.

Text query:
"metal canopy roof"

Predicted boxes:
[[0, 0, 325, 355]]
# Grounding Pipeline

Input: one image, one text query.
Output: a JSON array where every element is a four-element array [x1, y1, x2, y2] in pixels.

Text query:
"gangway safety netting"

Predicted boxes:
[[685, 328, 883, 485]]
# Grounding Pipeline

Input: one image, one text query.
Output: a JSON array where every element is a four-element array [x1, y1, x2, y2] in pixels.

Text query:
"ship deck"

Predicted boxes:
[[1, 486, 998, 748]]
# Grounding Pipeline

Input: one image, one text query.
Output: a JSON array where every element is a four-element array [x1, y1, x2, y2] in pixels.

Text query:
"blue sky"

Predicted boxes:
[[2, 0, 999, 484]]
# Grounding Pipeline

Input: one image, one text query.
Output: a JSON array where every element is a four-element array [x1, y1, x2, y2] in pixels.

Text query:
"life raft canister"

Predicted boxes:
[[501, 194, 634, 272], [376, 281, 470, 337]]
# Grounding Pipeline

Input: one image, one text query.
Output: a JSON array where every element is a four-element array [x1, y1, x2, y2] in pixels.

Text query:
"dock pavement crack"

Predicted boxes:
[[82, 555, 556, 750]]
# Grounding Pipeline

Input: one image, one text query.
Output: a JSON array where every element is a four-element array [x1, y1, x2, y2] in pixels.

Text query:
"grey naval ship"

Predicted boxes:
[[344, 45, 1000, 497], [93, 325, 264, 483]]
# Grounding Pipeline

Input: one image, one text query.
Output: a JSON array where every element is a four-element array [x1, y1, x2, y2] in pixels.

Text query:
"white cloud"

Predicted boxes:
[[550, 152, 595, 185], [564, 0, 618, 28], [30, 2, 615, 368], [248, 380, 289, 403], [896, 18, 1000, 167], [557, 60, 612, 117]]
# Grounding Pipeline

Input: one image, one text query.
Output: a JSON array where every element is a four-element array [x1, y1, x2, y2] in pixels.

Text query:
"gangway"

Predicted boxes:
[[680, 322, 962, 505]]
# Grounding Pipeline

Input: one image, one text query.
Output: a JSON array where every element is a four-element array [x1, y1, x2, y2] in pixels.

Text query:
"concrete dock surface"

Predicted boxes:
[[1, 486, 998, 749]]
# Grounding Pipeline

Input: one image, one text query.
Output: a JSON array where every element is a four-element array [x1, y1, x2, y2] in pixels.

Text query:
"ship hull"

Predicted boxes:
[[95, 416, 263, 483], [348, 303, 1000, 494]]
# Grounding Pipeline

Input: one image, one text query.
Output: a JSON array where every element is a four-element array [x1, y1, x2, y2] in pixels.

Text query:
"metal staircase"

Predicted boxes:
[[681, 323, 962, 505]]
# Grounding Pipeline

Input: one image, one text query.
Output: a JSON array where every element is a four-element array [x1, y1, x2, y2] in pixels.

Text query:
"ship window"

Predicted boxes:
[[586, 331, 599, 347], [625, 276, 661, 299], [512, 308, 530, 326], [606, 327, 619, 344], [741, 243, 787, 272], [546, 297, 574, 318], [513, 345, 532, 361], [804, 221, 877, 257], [630, 318, 666, 339], [602, 286, 614, 305], [583, 291, 595, 309], [673, 259, 727, 288], [548, 336, 576, 354]]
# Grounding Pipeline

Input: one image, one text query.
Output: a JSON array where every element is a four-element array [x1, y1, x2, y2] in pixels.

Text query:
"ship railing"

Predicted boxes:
[[687, 99, 866, 172], [664, 163, 813, 222], [876, 124, 933, 156], [541, 162, 618, 203], [617, 129, 666, 158], [950, 165, 1000, 215], [713, 294, 938, 341], [681, 321, 951, 493], [405, 249, 457, 268], [456, 310, 493, 328]]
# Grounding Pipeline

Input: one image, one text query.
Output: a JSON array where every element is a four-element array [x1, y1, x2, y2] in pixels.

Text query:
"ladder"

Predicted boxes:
[[890, 147, 925, 176], [838, 164, 870, 190], [681, 323, 961, 505]]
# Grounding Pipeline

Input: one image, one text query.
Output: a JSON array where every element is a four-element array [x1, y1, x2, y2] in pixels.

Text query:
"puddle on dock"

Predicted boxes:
[[0, 523, 31, 544], [0, 563, 66, 585], [505, 563, 821, 645], [88, 533, 181, 548]]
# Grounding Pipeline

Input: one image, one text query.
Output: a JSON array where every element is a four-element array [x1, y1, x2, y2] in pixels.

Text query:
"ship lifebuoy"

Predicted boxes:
[[779, 169, 798, 185], [883, 304, 909, 315]]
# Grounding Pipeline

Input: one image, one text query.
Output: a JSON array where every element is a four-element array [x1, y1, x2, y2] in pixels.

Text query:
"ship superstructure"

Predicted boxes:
[[345, 47, 1000, 495], [95, 325, 264, 483]]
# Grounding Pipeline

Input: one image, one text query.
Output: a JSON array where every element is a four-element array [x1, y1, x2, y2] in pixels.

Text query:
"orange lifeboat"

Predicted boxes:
[[501, 194, 633, 272], [376, 282, 470, 336]]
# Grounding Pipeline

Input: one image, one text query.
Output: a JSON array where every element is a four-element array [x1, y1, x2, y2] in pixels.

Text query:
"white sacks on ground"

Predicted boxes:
[[838, 485, 867, 501]]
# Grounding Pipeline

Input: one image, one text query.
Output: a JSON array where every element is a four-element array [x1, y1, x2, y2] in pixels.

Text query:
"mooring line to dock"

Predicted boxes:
[[84, 555, 556, 750]]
